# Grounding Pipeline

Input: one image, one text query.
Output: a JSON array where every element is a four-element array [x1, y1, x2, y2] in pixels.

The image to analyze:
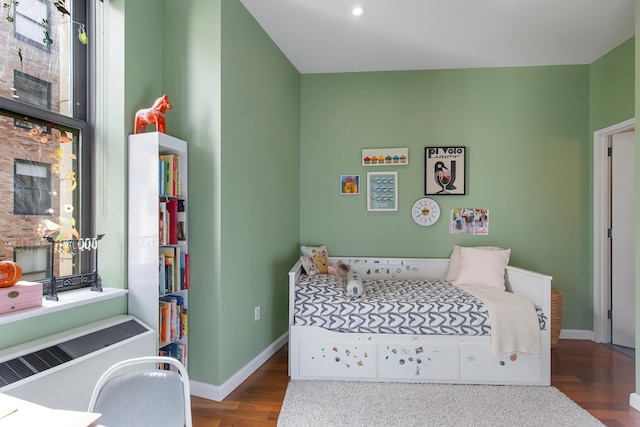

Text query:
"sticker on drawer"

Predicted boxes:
[[299, 341, 377, 378], [460, 344, 541, 382], [379, 344, 459, 380]]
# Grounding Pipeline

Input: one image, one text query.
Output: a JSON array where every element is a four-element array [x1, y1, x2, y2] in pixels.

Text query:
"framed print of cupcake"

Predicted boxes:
[[362, 148, 408, 166]]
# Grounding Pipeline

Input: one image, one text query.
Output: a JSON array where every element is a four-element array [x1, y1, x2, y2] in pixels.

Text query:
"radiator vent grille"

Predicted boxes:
[[0, 319, 147, 387]]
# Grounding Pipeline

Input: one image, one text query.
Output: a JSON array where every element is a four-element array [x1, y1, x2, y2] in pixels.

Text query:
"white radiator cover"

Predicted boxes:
[[0, 315, 155, 411]]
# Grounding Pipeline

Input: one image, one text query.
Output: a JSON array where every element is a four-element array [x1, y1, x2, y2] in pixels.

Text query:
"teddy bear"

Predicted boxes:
[[310, 247, 329, 274]]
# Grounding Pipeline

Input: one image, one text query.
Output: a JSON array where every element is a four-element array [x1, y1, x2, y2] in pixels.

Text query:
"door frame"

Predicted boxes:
[[593, 118, 635, 343]]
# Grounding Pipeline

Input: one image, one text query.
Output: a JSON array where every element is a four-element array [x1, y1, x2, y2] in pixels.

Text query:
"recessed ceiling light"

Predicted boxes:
[[352, 5, 365, 17]]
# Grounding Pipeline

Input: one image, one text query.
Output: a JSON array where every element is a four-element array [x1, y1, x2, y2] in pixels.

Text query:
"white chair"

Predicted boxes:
[[88, 356, 192, 427]]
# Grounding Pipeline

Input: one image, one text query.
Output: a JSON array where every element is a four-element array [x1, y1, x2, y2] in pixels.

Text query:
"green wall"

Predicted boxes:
[[590, 38, 635, 132], [300, 66, 592, 329], [160, 0, 300, 385], [218, 1, 300, 382]]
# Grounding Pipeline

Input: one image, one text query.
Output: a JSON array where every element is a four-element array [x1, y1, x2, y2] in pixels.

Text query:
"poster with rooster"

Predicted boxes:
[[424, 146, 466, 195]]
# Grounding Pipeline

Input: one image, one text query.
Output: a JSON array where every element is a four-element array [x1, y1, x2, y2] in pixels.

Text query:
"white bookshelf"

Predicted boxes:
[[128, 132, 189, 366]]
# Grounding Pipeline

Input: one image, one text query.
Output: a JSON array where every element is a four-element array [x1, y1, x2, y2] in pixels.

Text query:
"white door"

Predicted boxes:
[[610, 131, 635, 349]]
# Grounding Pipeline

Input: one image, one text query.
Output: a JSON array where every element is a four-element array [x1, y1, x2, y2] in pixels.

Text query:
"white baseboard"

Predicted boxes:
[[559, 329, 594, 340], [190, 331, 288, 402], [630, 393, 640, 412]]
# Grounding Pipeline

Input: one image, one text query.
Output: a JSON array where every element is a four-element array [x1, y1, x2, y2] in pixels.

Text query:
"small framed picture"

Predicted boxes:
[[340, 175, 360, 195], [367, 171, 398, 211], [362, 148, 408, 166], [425, 146, 466, 195], [450, 208, 489, 235]]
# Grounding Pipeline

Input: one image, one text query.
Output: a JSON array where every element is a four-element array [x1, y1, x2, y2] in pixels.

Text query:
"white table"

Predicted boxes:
[[0, 393, 101, 427]]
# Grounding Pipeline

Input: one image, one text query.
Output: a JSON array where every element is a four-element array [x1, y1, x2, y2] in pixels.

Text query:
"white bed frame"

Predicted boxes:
[[288, 256, 552, 386]]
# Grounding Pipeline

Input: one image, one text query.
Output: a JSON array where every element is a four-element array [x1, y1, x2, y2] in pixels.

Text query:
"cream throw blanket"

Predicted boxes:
[[459, 286, 541, 355]]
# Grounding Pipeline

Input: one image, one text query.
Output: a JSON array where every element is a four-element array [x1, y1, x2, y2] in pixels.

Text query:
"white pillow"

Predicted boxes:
[[454, 247, 511, 291], [445, 245, 502, 282]]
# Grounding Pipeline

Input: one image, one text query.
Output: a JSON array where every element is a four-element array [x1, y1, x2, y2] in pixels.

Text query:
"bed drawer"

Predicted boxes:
[[460, 344, 542, 383], [298, 341, 377, 379], [378, 343, 459, 380]]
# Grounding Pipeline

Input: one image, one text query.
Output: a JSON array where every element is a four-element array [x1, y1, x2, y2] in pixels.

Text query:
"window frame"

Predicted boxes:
[[0, 0, 95, 291]]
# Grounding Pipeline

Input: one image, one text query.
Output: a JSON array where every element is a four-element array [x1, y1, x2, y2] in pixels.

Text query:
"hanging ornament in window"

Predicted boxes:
[[41, 18, 53, 45], [2, 0, 18, 23], [54, 0, 70, 17], [77, 23, 88, 45]]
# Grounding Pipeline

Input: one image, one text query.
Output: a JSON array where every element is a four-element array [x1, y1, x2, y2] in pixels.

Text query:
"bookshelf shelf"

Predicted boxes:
[[128, 132, 189, 367]]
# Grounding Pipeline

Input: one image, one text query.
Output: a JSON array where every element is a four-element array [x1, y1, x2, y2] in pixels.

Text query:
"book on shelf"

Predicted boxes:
[[166, 198, 179, 245], [159, 201, 168, 245], [181, 307, 188, 337], [159, 300, 171, 343], [159, 154, 181, 197], [158, 253, 166, 295], [159, 246, 176, 293], [177, 199, 186, 241], [159, 294, 186, 343], [166, 296, 178, 342], [159, 155, 171, 196], [180, 252, 189, 290], [159, 246, 186, 293], [159, 154, 173, 197], [159, 342, 187, 368], [158, 159, 165, 196], [175, 155, 181, 197]]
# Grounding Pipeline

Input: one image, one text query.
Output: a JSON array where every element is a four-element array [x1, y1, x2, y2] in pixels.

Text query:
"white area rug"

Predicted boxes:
[[277, 380, 604, 427]]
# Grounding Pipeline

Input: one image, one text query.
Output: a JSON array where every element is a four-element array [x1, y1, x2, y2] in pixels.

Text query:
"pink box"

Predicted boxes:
[[0, 281, 43, 314]]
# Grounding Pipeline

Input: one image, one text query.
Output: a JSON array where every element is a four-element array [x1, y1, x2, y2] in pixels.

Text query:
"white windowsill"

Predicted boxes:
[[0, 287, 128, 326]]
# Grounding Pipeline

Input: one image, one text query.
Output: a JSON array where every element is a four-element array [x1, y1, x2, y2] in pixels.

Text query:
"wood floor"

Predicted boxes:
[[191, 340, 640, 427]]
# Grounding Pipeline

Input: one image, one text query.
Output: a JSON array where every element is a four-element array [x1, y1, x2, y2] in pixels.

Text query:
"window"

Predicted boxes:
[[14, 0, 50, 50], [0, 0, 92, 294], [14, 71, 52, 111], [14, 160, 52, 216], [13, 71, 52, 131], [14, 246, 50, 281]]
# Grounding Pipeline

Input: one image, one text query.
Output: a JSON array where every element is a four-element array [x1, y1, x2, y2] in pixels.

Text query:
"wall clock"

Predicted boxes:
[[411, 197, 440, 226]]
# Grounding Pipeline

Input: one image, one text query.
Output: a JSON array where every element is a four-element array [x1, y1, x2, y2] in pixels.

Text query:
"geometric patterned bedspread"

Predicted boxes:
[[294, 274, 547, 335]]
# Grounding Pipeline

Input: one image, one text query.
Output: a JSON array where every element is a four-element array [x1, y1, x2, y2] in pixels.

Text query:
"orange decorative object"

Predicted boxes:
[[0, 261, 22, 288], [133, 94, 173, 134]]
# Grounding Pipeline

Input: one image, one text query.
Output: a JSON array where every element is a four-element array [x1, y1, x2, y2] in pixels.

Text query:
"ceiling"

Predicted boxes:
[[238, 0, 635, 74]]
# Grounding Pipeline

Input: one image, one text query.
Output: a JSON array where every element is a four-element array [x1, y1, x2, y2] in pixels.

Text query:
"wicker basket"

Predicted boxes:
[[550, 289, 563, 347]]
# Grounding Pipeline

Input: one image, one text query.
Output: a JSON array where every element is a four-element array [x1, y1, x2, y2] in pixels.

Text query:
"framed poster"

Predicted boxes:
[[340, 175, 360, 195], [424, 146, 466, 195], [367, 171, 397, 211]]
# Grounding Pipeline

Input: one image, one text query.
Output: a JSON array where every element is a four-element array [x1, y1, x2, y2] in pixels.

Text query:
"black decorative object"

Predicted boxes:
[[45, 234, 104, 301]]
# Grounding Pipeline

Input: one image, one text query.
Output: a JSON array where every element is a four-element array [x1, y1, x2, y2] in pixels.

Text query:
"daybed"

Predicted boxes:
[[288, 254, 552, 386]]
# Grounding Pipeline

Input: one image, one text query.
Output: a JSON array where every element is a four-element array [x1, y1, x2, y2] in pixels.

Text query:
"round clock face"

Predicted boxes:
[[411, 198, 440, 226]]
